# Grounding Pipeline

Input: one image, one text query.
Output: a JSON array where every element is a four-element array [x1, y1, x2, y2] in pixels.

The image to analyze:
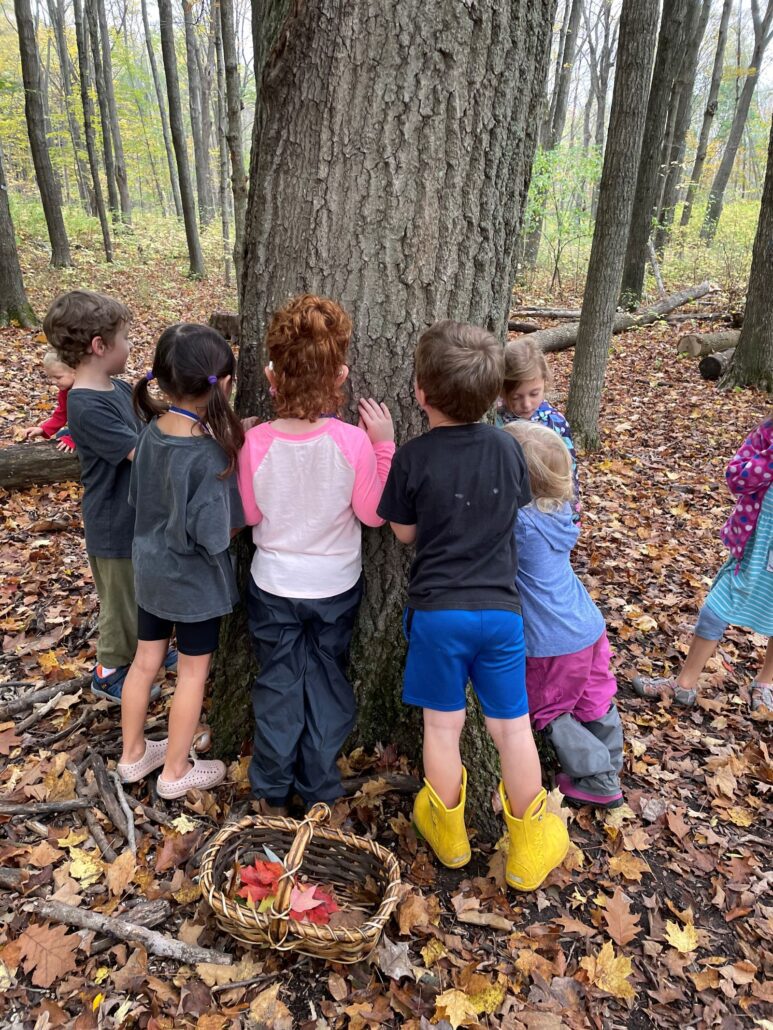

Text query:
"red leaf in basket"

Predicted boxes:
[[289, 884, 323, 913], [237, 859, 283, 902], [290, 885, 339, 925]]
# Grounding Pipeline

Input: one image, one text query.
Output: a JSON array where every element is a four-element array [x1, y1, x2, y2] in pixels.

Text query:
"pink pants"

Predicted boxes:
[[526, 630, 617, 731]]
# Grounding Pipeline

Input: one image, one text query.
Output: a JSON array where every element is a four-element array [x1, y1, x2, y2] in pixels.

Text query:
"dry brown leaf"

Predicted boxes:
[[105, 850, 136, 897], [248, 982, 292, 1030], [603, 888, 642, 947], [18, 922, 79, 988], [26, 840, 64, 869], [580, 940, 636, 1001], [607, 851, 650, 883], [433, 988, 478, 1029], [397, 890, 441, 934]]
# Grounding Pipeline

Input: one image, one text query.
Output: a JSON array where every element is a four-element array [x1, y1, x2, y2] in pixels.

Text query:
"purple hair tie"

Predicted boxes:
[[145, 370, 154, 381], [207, 375, 218, 385]]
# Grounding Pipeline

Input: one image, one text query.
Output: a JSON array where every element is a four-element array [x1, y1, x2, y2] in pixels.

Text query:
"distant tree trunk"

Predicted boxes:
[[85, 0, 119, 219], [720, 111, 773, 391], [214, 3, 231, 287], [567, 0, 660, 450], [219, 0, 247, 290], [73, 0, 112, 260], [14, 0, 71, 267], [182, 0, 214, 227], [94, 0, 131, 223], [620, 0, 691, 308], [140, 0, 182, 219], [654, 0, 712, 251], [700, 0, 773, 242], [544, 0, 571, 145], [584, 0, 618, 216], [46, 0, 92, 215], [211, 0, 556, 839], [158, 0, 205, 276], [680, 0, 732, 227], [0, 144, 36, 327]]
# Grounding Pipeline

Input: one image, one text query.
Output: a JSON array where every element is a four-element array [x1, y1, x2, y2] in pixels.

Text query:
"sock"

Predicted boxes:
[[97, 664, 116, 678]]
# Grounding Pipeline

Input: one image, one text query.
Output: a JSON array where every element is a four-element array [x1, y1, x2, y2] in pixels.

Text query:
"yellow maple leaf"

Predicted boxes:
[[608, 852, 650, 882], [69, 847, 105, 887], [56, 829, 89, 849], [466, 977, 506, 1015], [171, 813, 198, 834], [664, 919, 699, 954], [581, 941, 636, 1001], [420, 938, 447, 967], [434, 988, 478, 1029], [723, 806, 754, 827]]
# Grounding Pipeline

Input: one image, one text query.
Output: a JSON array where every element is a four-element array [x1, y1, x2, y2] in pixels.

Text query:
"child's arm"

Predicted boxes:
[[24, 389, 69, 441], [390, 522, 417, 545], [725, 422, 773, 496], [236, 430, 265, 526], [349, 399, 395, 527]]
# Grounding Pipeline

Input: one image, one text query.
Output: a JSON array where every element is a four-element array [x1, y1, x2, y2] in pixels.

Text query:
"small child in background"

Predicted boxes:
[[497, 338, 579, 518], [23, 349, 76, 452], [238, 294, 395, 815], [118, 325, 244, 798], [504, 420, 624, 809], [633, 414, 773, 713]]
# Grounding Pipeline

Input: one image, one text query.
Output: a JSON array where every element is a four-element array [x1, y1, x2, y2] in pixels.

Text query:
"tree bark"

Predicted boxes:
[[94, 0, 131, 223], [719, 110, 773, 391], [620, 0, 692, 308], [158, 0, 206, 277], [214, 3, 231, 286], [700, 0, 773, 242], [73, 0, 112, 261], [0, 144, 36, 328], [0, 443, 80, 489], [182, 0, 214, 227], [219, 0, 247, 291], [566, 0, 661, 451], [14, 0, 71, 267], [549, 0, 582, 147], [212, 0, 556, 840], [680, 0, 732, 228], [676, 329, 739, 356], [699, 348, 735, 379], [85, 0, 119, 219], [140, 0, 182, 219]]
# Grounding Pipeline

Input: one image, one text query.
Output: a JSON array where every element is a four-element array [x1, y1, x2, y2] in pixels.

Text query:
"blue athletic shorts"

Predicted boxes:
[[402, 607, 528, 719]]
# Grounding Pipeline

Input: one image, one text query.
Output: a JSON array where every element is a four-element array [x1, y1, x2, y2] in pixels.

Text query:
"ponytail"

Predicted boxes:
[[205, 380, 244, 477], [133, 374, 167, 423]]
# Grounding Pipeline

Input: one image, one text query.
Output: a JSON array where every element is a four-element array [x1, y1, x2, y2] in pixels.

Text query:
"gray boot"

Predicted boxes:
[[546, 712, 622, 800], [582, 704, 624, 774]]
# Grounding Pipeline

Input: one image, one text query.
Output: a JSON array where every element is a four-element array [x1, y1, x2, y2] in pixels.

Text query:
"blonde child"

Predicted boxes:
[[23, 350, 76, 451], [505, 421, 624, 808], [237, 294, 395, 814]]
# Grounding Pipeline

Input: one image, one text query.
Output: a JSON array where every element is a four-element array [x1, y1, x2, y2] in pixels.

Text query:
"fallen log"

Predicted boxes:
[[0, 442, 80, 490], [699, 348, 735, 381], [676, 329, 739, 357], [507, 320, 540, 333], [525, 282, 713, 354]]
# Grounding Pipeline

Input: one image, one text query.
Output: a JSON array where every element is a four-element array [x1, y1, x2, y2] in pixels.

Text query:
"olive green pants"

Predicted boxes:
[[87, 556, 137, 668]]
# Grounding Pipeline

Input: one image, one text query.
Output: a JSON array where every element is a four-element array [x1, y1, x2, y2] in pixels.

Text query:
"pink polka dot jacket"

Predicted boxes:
[[720, 417, 773, 566]]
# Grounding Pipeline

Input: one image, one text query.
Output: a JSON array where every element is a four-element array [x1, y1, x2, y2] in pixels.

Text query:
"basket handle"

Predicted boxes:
[[271, 803, 330, 926]]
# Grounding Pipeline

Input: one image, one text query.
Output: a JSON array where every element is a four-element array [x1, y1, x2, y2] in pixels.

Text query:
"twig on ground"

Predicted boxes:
[[90, 899, 172, 956], [341, 773, 420, 795], [133, 799, 172, 827], [109, 771, 137, 855], [0, 678, 88, 720], [69, 761, 118, 862], [15, 692, 64, 733], [87, 750, 130, 842], [0, 799, 92, 817], [37, 709, 94, 748], [25, 898, 232, 966]]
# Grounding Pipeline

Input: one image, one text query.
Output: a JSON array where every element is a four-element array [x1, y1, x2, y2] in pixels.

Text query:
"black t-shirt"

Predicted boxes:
[[377, 423, 531, 611]]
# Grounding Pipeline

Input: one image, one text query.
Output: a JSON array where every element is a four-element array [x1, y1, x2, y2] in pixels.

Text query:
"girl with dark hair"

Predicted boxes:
[[117, 324, 245, 798]]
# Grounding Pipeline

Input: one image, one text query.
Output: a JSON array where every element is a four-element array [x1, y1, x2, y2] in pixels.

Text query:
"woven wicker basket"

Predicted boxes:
[[199, 803, 401, 962]]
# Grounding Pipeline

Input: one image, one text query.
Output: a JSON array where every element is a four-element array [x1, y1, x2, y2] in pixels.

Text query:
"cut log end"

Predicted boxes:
[[677, 329, 739, 357], [699, 348, 735, 381]]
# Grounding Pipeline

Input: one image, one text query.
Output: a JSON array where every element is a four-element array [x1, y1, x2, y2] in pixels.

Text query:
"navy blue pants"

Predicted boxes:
[[246, 576, 363, 807]]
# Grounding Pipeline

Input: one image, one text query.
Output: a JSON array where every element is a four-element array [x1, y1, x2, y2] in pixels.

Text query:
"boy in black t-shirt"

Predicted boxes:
[[378, 321, 569, 891]]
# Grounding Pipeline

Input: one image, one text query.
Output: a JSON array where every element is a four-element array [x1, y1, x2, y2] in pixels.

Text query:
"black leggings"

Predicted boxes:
[[137, 606, 221, 656]]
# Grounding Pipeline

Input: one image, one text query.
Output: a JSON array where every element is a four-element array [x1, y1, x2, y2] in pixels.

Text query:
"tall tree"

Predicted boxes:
[[158, 0, 205, 276], [182, 0, 215, 226], [566, 0, 660, 449], [14, 0, 71, 267], [720, 111, 773, 391], [139, 0, 182, 219], [212, 0, 556, 834], [680, 0, 732, 227], [84, 0, 119, 218], [73, 0, 112, 260], [619, 0, 690, 308], [700, 0, 773, 241], [219, 0, 247, 289], [93, 0, 131, 222], [214, 0, 231, 285], [0, 144, 36, 327]]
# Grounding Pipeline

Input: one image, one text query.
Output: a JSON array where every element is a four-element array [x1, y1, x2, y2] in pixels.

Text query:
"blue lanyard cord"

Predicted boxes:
[[167, 405, 211, 434]]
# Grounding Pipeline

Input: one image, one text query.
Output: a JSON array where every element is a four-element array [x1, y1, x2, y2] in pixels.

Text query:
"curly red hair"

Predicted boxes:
[[266, 294, 352, 420]]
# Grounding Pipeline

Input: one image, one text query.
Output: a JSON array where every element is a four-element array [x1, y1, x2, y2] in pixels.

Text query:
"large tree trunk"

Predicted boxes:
[[219, 0, 247, 291], [212, 0, 556, 840], [73, 0, 112, 262], [85, 0, 119, 220], [700, 0, 773, 242], [182, 0, 214, 228], [565, 0, 660, 451], [680, 0, 732, 228], [14, 0, 71, 267], [94, 0, 131, 224], [158, 0, 206, 277], [719, 110, 773, 392], [0, 144, 36, 328], [214, 5, 231, 287], [620, 0, 691, 308], [140, 0, 182, 219]]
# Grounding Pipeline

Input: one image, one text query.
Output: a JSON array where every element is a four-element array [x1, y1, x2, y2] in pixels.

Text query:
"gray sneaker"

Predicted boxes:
[[631, 675, 697, 706], [750, 680, 773, 713]]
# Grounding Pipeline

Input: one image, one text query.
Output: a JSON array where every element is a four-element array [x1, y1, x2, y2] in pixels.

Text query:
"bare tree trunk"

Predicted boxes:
[[212, 0, 556, 840], [654, 0, 712, 251], [219, 0, 247, 290], [567, 0, 661, 450], [14, 0, 71, 266], [73, 0, 112, 260], [94, 0, 131, 223], [544, 0, 571, 146], [85, 0, 119, 219], [214, 2, 231, 287], [140, 0, 182, 218], [158, 0, 205, 276], [680, 0, 732, 227], [700, 0, 773, 242], [182, 0, 214, 227], [620, 0, 691, 308], [0, 144, 36, 327], [550, 0, 583, 147], [720, 110, 773, 391]]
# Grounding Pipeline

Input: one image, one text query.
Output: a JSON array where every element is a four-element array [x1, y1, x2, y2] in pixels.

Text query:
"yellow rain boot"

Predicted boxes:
[[498, 782, 569, 891], [412, 767, 471, 869]]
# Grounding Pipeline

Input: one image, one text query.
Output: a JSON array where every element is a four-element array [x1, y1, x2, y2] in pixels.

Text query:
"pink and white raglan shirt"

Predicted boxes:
[[237, 419, 395, 598]]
